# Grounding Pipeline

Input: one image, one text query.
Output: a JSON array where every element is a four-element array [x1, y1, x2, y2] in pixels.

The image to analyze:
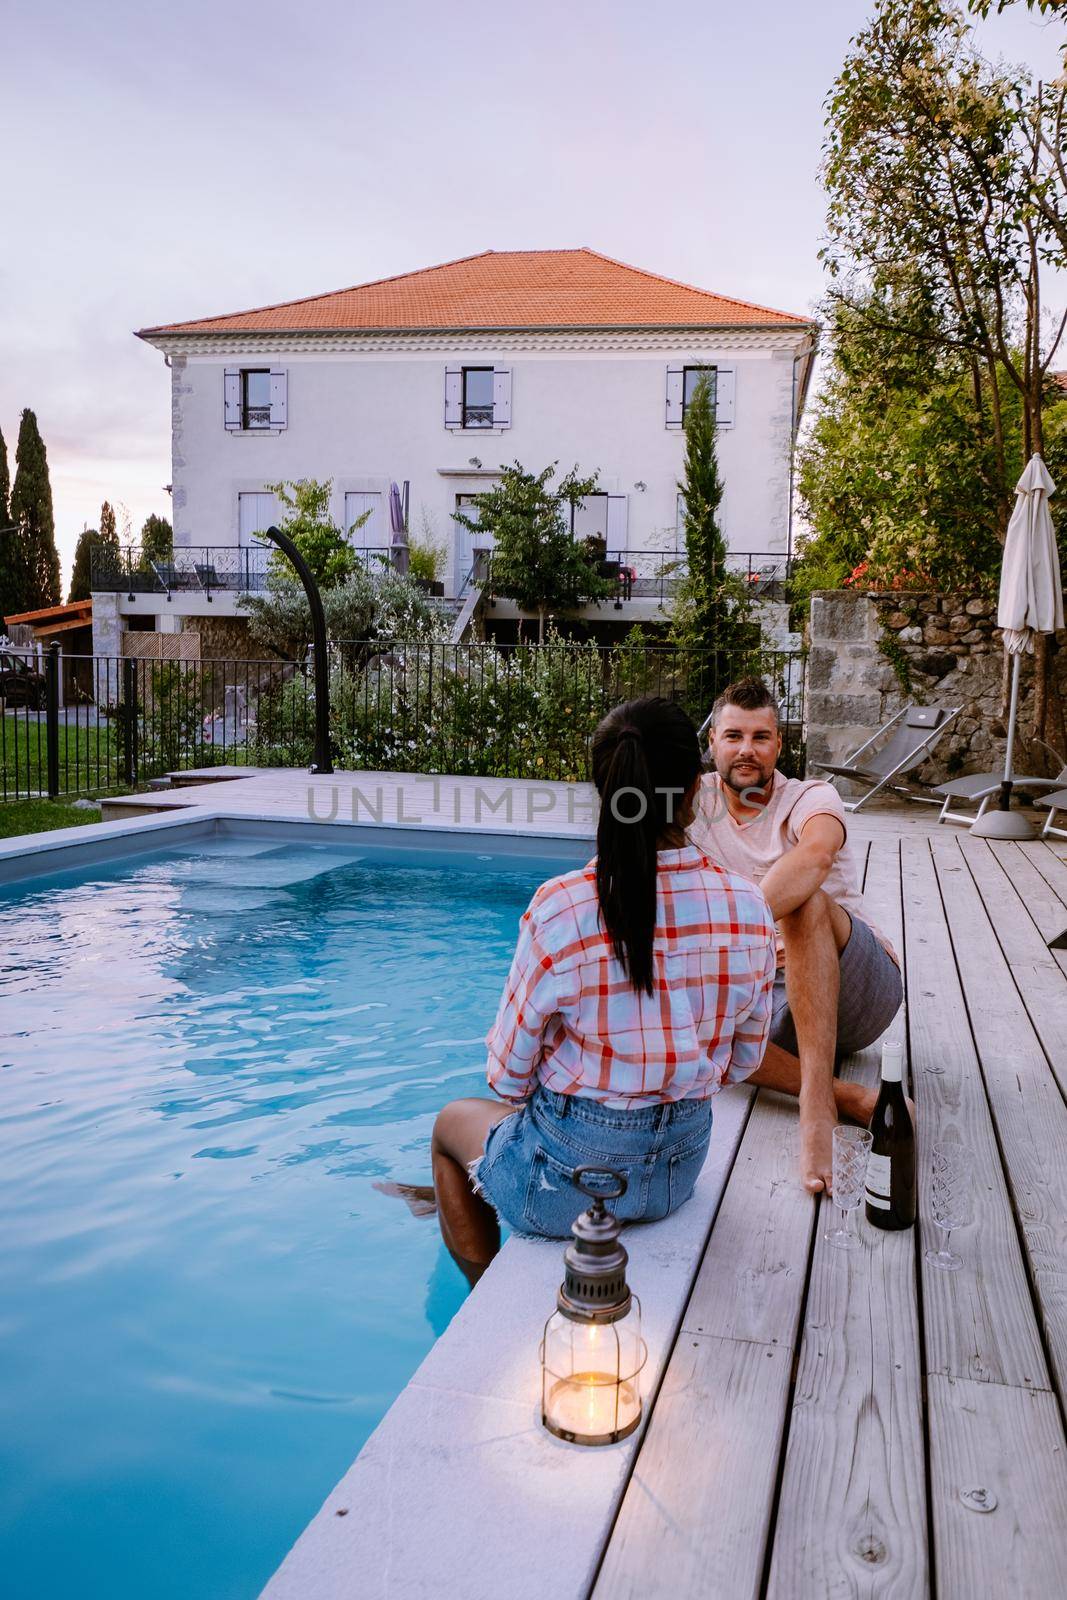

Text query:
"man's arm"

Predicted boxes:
[[758, 812, 846, 921]]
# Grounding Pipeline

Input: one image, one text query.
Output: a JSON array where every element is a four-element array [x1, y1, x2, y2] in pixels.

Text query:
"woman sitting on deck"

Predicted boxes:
[[421, 696, 779, 1287]]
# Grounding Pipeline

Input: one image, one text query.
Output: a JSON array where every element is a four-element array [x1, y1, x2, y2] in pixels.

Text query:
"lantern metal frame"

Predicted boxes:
[[540, 1166, 648, 1447]]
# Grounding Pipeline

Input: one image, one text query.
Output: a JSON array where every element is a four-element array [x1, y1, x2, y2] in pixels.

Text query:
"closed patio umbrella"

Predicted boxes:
[[973, 454, 1064, 838], [389, 480, 409, 576]]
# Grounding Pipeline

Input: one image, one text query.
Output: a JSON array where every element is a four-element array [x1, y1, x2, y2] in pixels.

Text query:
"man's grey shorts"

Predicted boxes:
[[770, 912, 903, 1058]]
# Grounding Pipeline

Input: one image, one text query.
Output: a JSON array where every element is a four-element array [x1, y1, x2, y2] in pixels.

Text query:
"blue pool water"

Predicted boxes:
[[0, 836, 580, 1600]]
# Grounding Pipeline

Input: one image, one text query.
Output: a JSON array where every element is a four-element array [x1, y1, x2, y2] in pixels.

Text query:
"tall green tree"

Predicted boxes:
[[821, 0, 1067, 741], [263, 479, 364, 588], [99, 501, 117, 546], [7, 409, 60, 612], [0, 423, 9, 531], [456, 462, 610, 642], [68, 508, 123, 602], [140, 513, 173, 565], [670, 376, 754, 712]]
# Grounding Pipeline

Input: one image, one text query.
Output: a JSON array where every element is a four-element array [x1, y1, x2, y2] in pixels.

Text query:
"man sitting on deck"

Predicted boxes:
[[689, 676, 903, 1194]]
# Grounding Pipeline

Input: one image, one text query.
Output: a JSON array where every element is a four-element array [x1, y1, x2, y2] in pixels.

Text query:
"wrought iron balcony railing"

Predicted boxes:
[[90, 544, 402, 596]]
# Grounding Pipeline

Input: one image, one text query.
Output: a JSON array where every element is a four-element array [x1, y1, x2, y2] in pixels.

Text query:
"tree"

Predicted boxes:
[[795, 297, 1024, 597], [670, 376, 755, 710], [68, 506, 123, 601], [262, 479, 365, 588], [0, 423, 9, 531], [140, 513, 173, 565], [456, 462, 611, 642], [240, 562, 442, 662], [821, 0, 1067, 742], [7, 409, 60, 612]]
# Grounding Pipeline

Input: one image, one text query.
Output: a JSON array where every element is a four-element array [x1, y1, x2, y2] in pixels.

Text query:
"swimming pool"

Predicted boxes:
[[0, 832, 583, 1600]]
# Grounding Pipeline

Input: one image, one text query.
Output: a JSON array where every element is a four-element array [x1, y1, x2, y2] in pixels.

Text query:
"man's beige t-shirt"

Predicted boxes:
[[688, 772, 898, 965]]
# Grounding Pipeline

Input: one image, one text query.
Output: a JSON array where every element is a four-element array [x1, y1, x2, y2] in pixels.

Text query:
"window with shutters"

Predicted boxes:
[[225, 367, 288, 431], [445, 366, 512, 430], [666, 363, 735, 429]]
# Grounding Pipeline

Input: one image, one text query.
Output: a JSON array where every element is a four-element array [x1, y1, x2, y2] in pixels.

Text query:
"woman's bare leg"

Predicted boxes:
[[432, 1097, 515, 1287]]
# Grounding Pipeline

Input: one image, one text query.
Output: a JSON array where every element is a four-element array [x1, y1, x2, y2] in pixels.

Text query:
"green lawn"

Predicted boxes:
[[0, 798, 108, 839], [1, 714, 119, 798]]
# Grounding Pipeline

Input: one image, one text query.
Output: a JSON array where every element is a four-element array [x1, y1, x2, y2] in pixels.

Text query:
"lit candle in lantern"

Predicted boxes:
[[540, 1167, 647, 1447]]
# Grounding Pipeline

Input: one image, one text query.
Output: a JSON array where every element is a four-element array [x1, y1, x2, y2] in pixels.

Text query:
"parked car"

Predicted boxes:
[[0, 650, 46, 710]]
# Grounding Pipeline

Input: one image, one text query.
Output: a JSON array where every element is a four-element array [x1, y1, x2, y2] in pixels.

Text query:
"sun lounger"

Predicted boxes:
[[933, 740, 1067, 826], [812, 703, 961, 812], [1037, 787, 1067, 840]]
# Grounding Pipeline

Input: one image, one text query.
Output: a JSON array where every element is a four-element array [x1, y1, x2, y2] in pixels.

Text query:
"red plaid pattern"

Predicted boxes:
[[486, 845, 776, 1108]]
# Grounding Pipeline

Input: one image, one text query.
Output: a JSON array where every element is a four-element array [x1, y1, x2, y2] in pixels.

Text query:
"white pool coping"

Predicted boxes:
[[259, 1088, 753, 1600], [1, 790, 751, 1599]]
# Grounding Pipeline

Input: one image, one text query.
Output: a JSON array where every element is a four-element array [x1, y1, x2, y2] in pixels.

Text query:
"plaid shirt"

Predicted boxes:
[[485, 845, 776, 1109]]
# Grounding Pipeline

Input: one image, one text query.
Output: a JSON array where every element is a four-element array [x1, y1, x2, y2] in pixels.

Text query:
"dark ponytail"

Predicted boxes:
[[592, 697, 702, 995]]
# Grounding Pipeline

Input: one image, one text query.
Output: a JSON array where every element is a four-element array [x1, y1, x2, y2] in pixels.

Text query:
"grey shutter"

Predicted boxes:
[[665, 365, 684, 429], [444, 366, 462, 428], [269, 369, 288, 429], [606, 495, 628, 552], [715, 365, 736, 427], [224, 368, 241, 430], [492, 367, 512, 428]]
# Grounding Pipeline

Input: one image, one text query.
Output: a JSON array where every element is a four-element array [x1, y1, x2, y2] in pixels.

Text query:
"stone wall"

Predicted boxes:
[[805, 589, 1067, 786], [180, 613, 254, 660]]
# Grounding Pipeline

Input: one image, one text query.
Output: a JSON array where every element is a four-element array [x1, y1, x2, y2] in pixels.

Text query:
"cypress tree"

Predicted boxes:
[[671, 375, 754, 715], [68, 528, 99, 601], [0, 423, 9, 529], [140, 513, 173, 565], [8, 410, 61, 611], [99, 500, 117, 546]]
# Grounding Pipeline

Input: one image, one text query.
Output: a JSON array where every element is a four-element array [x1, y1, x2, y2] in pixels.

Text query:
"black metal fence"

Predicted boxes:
[[1, 639, 806, 801]]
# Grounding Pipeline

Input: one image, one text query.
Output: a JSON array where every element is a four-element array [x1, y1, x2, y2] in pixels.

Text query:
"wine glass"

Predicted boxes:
[[925, 1141, 972, 1271], [825, 1126, 873, 1249]]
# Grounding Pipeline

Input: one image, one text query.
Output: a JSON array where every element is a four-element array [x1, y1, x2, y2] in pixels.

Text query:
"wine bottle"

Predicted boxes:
[[865, 1040, 916, 1230]]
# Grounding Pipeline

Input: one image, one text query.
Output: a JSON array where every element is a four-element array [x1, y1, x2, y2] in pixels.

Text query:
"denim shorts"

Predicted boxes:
[[472, 1085, 714, 1240], [770, 911, 903, 1058]]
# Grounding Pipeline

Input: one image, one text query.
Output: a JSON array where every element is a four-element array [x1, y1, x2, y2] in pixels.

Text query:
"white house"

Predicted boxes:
[[94, 249, 816, 653]]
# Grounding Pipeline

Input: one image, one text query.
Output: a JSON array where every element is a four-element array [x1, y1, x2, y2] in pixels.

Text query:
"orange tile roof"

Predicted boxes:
[[5, 600, 92, 627], [138, 249, 811, 337]]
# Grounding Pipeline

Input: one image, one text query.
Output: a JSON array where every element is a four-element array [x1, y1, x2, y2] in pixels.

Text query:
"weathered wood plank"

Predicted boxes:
[[931, 833, 1067, 1400], [958, 837, 1067, 1101], [680, 1094, 814, 1346], [926, 1374, 1067, 1600], [900, 837, 1049, 1390], [590, 1335, 792, 1600], [986, 841, 1067, 980], [768, 838, 928, 1600]]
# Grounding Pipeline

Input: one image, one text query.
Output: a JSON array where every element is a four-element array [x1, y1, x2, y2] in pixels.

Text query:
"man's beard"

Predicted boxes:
[[718, 758, 774, 797]]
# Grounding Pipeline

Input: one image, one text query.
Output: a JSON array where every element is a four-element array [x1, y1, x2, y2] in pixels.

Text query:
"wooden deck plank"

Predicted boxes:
[[767, 838, 929, 1600], [597, 1086, 815, 1594], [931, 834, 1067, 1401], [900, 837, 1049, 1391], [901, 838, 1063, 1600], [985, 842, 1067, 980], [957, 838, 1067, 1104], [591, 1336, 792, 1600], [926, 1375, 1067, 1599]]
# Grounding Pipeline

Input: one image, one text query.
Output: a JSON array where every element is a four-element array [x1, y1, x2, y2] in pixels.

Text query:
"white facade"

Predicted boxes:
[[150, 325, 814, 599]]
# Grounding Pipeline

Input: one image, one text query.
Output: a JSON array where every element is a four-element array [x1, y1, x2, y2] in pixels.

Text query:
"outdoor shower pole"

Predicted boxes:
[[261, 526, 334, 775]]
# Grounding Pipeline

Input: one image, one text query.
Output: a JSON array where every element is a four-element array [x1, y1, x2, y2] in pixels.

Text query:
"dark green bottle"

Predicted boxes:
[[865, 1040, 916, 1230]]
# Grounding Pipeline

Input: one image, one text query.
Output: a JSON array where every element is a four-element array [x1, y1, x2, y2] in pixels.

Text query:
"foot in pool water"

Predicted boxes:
[[373, 1180, 438, 1218]]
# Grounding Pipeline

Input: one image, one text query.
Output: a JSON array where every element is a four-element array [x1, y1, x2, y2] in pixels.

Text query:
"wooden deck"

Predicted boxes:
[[593, 809, 1067, 1600]]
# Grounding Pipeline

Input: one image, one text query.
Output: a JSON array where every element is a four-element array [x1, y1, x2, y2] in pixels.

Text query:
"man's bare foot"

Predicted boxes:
[[373, 1180, 437, 1218], [799, 1098, 838, 1194]]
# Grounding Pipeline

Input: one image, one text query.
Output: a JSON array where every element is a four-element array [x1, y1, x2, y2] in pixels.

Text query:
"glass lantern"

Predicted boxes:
[[540, 1166, 647, 1447]]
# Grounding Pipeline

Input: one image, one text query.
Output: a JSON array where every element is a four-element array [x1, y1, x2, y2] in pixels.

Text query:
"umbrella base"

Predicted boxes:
[[970, 808, 1038, 840]]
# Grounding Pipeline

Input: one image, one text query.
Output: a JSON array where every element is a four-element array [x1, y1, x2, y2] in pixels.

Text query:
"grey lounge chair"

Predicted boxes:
[[933, 740, 1067, 826], [813, 703, 961, 812], [1037, 787, 1067, 841]]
